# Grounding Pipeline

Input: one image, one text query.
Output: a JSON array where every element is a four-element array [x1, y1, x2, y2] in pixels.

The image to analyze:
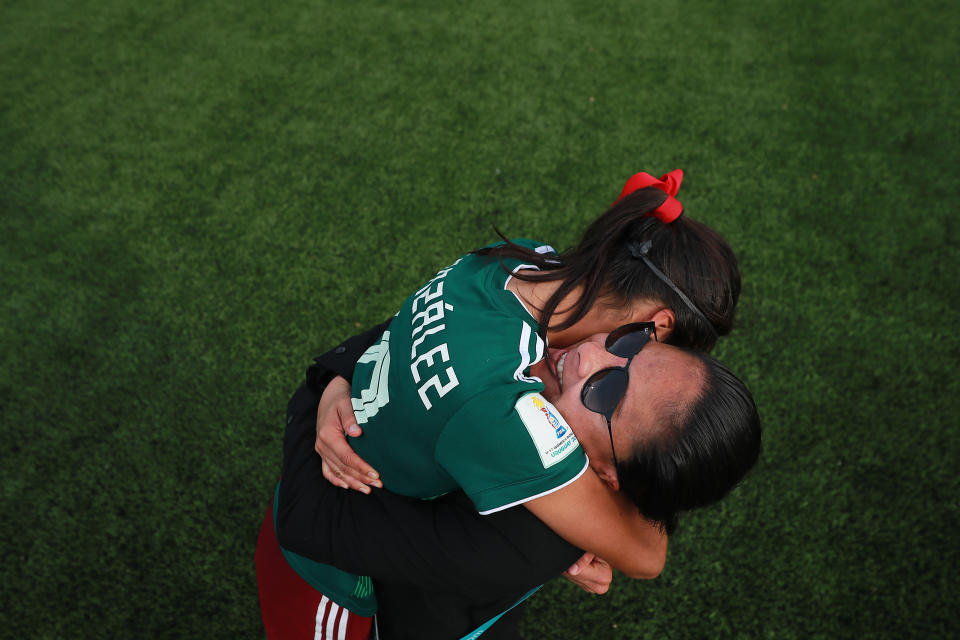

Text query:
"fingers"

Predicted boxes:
[[330, 400, 380, 488], [317, 436, 381, 491], [562, 570, 606, 594], [562, 554, 613, 594], [323, 459, 373, 493], [586, 557, 612, 595], [566, 551, 595, 576], [322, 459, 351, 490], [337, 396, 364, 438], [345, 422, 362, 437], [332, 446, 382, 491], [313, 376, 382, 491]]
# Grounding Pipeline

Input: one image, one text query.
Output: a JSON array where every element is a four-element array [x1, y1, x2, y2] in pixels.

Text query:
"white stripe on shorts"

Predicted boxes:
[[315, 596, 330, 640], [314, 595, 352, 640], [336, 608, 349, 640], [325, 602, 340, 639]]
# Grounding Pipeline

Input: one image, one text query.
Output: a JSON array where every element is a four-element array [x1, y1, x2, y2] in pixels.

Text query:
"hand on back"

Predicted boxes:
[[314, 376, 382, 493]]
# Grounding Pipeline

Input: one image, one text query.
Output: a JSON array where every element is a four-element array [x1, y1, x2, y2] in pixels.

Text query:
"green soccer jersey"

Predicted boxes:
[[278, 239, 587, 613], [350, 239, 587, 513]]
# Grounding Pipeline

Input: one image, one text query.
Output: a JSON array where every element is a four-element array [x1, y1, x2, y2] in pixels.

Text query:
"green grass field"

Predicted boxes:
[[2, 0, 958, 637]]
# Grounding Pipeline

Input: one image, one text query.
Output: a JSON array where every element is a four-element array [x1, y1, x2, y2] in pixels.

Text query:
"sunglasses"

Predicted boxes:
[[579, 321, 657, 469]]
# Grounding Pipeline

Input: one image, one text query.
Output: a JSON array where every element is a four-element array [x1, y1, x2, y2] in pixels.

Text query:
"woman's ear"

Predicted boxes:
[[596, 463, 621, 492], [650, 307, 675, 342], [624, 300, 675, 342]]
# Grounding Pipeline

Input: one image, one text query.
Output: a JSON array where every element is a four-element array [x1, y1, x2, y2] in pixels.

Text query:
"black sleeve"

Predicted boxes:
[[305, 319, 391, 392], [275, 384, 582, 599]]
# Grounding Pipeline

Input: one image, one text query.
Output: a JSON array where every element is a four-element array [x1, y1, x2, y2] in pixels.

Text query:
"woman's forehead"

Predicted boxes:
[[619, 345, 704, 421]]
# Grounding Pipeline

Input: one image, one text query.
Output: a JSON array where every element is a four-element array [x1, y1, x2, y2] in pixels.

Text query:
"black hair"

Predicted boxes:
[[474, 187, 741, 351], [616, 351, 762, 534]]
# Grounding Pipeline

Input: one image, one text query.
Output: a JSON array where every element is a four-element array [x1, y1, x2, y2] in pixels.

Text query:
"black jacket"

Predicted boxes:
[[275, 322, 582, 639]]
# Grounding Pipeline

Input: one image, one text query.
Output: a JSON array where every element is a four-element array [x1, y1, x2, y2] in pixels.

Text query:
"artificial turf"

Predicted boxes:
[[2, 0, 958, 637]]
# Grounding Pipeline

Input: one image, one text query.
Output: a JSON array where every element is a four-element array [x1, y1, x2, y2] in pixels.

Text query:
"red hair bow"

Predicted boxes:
[[612, 169, 685, 223]]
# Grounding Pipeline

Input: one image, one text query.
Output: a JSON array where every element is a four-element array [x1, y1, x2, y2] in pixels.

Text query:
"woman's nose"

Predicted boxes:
[[577, 339, 626, 375]]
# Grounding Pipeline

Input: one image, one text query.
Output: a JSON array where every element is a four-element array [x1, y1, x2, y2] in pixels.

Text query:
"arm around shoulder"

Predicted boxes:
[[523, 468, 667, 579]]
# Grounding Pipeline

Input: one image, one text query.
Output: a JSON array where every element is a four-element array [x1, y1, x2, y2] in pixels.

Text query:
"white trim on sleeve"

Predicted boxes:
[[513, 321, 544, 384], [504, 263, 541, 322], [476, 456, 590, 515]]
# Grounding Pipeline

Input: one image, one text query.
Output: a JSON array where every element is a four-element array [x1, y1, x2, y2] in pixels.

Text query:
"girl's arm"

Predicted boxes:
[[523, 468, 667, 579]]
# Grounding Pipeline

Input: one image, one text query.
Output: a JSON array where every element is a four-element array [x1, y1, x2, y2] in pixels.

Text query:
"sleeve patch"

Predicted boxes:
[[514, 393, 580, 469]]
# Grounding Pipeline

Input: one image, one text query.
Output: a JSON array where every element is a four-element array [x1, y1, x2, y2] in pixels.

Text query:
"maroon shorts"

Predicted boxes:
[[255, 499, 374, 640]]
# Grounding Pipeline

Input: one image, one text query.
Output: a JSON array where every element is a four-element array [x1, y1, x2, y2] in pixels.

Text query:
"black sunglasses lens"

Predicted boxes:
[[581, 368, 629, 418], [605, 322, 655, 358]]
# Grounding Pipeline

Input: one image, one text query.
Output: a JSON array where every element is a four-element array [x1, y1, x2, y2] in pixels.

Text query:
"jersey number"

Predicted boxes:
[[352, 332, 391, 425]]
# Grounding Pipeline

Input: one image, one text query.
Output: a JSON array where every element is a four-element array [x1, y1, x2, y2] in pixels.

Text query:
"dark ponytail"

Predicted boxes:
[[475, 187, 741, 351]]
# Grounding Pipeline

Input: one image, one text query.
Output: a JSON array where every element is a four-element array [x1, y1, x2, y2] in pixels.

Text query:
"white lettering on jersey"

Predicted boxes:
[[417, 367, 460, 410], [412, 280, 444, 313], [408, 259, 461, 410], [410, 324, 445, 360], [411, 343, 450, 383], [411, 301, 453, 337]]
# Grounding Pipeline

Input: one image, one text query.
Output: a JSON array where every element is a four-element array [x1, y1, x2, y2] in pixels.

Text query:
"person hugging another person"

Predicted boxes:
[[257, 171, 761, 639]]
